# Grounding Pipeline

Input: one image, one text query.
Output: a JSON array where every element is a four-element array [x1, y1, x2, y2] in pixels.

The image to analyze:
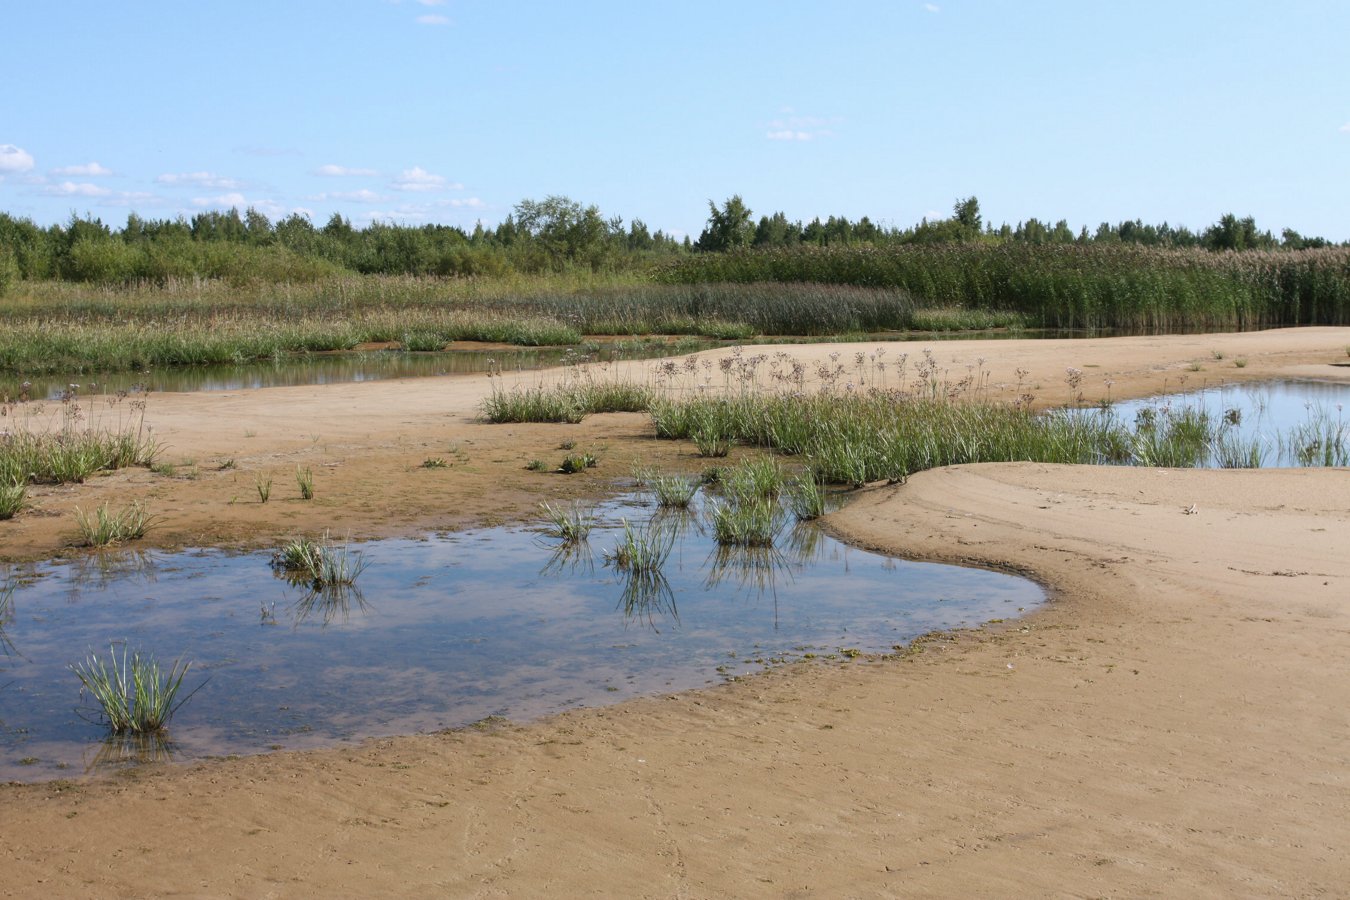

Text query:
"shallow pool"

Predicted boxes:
[[0, 492, 1042, 781], [1102, 379, 1350, 467]]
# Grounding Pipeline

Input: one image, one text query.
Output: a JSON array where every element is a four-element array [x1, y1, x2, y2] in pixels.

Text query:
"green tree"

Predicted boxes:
[[695, 195, 755, 252]]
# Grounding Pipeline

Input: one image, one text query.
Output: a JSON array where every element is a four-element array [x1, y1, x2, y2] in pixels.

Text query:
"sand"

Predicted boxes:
[[1, 326, 1348, 897]]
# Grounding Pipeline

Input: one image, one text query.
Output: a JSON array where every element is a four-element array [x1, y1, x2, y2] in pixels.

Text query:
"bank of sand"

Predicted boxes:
[[1, 327, 1348, 896]]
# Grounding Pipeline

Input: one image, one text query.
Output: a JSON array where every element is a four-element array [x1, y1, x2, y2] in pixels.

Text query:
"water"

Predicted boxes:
[[6, 342, 721, 401], [0, 493, 1042, 782], [8, 326, 1128, 400], [1101, 379, 1350, 467]]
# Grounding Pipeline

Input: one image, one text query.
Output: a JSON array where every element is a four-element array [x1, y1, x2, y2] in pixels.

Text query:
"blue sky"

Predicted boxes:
[[2, 1, 1347, 239]]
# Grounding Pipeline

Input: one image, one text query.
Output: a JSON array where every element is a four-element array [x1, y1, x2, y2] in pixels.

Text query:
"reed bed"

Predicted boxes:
[[659, 244, 1350, 330]]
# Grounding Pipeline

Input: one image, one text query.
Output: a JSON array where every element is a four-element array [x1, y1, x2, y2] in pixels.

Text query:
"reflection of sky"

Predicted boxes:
[[1105, 380, 1350, 467], [0, 493, 1043, 781]]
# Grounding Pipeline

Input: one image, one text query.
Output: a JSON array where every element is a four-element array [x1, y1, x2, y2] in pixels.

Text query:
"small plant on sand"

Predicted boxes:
[[421, 456, 449, 469], [1233, 358, 1248, 368], [296, 466, 314, 500], [74, 501, 155, 547], [605, 519, 675, 574], [270, 532, 367, 589], [71, 645, 195, 734], [558, 453, 597, 474], [650, 473, 698, 508], [0, 479, 26, 520], [539, 501, 596, 543], [525, 458, 546, 471], [256, 473, 272, 503]]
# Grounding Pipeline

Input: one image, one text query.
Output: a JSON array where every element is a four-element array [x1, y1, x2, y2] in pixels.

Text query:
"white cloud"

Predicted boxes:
[[391, 166, 461, 192], [192, 192, 249, 208], [45, 181, 112, 197], [417, 0, 447, 5], [923, 3, 940, 12], [416, 14, 451, 25], [0, 144, 35, 174], [316, 163, 379, 177], [445, 197, 484, 209], [157, 171, 243, 189], [765, 112, 840, 141], [1340, 122, 1350, 134], [309, 189, 384, 203], [51, 162, 113, 177]]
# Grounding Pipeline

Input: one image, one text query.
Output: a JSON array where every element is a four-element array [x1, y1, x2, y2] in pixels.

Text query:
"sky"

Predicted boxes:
[[2, 0, 1348, 240]]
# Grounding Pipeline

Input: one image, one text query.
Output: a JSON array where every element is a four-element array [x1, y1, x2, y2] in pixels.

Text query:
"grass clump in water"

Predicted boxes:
[[785, 474, 828, 521], [649, 473, 698, 508], [709, 496, 783, 547], [74, 501, 155, 547], [606, 519, 675, 574], [539, 501, 596, 543], [270, 533, 367, 589], [71, 645, 195, 734]]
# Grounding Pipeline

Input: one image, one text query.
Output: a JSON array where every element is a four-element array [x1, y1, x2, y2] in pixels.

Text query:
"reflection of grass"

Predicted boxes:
[[704, 544, 793, 600], [291, 583, 368, 627], [86, 730, 176, 774], [0, 581, 14, 657], [71, 645, 195, 734], [617, 569, 678, 629]]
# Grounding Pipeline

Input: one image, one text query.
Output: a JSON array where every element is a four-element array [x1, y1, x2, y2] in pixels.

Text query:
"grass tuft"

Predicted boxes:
[[74, 501, 155, 547], [296, 466, 315, 500], [270, 532, 367, 589], [71, 645, 194, 734], [539, 501, 595, 543]]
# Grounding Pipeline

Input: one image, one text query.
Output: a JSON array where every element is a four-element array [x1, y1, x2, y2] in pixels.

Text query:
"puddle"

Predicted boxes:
[[1100, 379, 1350, 467], [0, 493, 1042, 782]]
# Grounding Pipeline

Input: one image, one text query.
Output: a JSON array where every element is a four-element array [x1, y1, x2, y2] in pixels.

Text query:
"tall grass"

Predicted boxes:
[[0, 413, 157, 484], [658, 244, 1350, 330], [479, 381, 653, 423]]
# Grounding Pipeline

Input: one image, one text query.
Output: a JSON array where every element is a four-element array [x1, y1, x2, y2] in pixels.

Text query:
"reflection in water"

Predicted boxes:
[[290, 584, 370, 628], [704, 544, 793, 602], [616, 569, 678, 630], [0, 582, 14, 657], [65, 550, 158, 592], [783, 522, 827, 566], [540, 540, 596, 577], [84, 730, 176, 774]]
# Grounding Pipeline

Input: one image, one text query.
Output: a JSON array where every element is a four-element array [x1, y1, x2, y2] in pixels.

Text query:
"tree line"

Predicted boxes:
[[0, 193, 1340, 290]]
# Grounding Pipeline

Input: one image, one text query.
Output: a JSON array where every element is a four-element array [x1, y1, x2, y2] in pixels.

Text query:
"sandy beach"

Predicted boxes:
[[2, 326, 1348, 897]]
